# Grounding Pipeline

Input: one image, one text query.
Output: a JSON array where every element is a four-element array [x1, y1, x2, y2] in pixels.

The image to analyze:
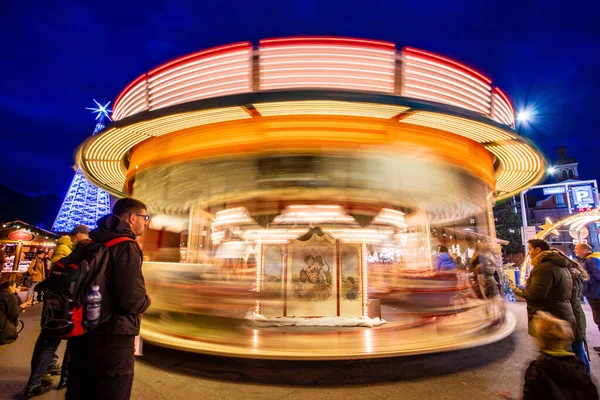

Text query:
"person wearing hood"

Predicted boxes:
[[575, 243, 600, 353], [501, 311, 598, 400], [50, 236, 73, 265], [434, 245, 456, 272], [66, 198, 151, 400], [513, 239, 575, 337], [50, 225, 90, 265]]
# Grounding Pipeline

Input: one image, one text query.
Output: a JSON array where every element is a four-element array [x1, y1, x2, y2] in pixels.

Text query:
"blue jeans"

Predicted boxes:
[[26, 334, 70, 389], [573, 339, 590, 374], [26, 282, 39, 302]]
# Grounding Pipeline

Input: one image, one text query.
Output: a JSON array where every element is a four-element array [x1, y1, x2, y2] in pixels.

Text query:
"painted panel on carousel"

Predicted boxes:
[[261, 244, 286, 317], [340, 243, 362, 317], [287, 234, 337, 317]]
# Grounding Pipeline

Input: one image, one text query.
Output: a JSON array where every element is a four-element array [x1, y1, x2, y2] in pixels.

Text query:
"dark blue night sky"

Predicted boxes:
[[2, 0, 599, 198]]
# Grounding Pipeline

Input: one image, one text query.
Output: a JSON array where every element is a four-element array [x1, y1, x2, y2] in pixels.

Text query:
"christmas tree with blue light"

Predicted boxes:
[[52, 100, 112, 232]]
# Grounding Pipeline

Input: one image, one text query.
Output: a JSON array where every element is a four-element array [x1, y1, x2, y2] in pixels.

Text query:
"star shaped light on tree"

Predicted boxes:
[[85, 99, 112, 123]]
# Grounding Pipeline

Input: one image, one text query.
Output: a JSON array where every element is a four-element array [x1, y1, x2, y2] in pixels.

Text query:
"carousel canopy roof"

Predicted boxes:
[[76, 37, 545, 203]]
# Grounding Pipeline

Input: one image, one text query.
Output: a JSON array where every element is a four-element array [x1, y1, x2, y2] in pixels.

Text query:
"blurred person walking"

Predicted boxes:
[[66, 198, 151, 400], [469, 243, 499, 298], [574, 243, 600, 353], [24, 225, 90, 398], [435, 245, 456, 272]]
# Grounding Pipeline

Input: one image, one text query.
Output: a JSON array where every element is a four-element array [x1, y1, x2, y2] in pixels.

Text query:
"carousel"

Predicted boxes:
[[75, 37, 545, 359]]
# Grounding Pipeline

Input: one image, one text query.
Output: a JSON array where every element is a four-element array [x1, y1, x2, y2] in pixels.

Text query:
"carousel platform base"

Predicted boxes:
[[140, 304, 516, 360]]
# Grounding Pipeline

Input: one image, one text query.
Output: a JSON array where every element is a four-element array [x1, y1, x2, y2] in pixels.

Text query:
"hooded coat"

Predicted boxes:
[[89, 214, 151, 336], [434, 252, 455, 271], [523, 352, 598, 400], [518, 250, 574, 336], [50, 235, 74, 265]]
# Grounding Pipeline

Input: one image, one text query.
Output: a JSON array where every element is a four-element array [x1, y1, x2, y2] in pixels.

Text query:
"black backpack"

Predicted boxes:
[[40, 237, 136, 338]]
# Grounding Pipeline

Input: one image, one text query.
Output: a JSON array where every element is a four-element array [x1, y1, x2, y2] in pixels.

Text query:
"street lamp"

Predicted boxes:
[[516, 108, 536, 124]]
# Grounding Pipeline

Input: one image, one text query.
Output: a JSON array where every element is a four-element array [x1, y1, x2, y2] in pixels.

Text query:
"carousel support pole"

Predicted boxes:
[[255, 241, 263, 314], [187, 203, 207, 263], [361, 242, 368, 317], [422, 211, 433, 273]]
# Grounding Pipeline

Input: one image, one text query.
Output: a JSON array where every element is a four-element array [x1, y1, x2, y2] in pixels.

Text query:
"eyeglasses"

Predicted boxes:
[[134, 214, 151, 222]]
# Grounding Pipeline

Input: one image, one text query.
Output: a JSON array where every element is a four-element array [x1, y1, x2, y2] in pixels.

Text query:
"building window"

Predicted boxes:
[[568, 170, 574, 179], [562, 170, 568, 180]]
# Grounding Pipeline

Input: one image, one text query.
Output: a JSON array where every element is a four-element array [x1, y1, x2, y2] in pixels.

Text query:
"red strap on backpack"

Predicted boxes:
[[104, 237, 137, 248]]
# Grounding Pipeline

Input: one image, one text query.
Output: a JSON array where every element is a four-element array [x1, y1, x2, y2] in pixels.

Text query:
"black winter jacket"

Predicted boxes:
[[517, 250, 574, 336], [90, 214, 151, 336], [0, 288, 20, 345], [523, 352, 598, 400]]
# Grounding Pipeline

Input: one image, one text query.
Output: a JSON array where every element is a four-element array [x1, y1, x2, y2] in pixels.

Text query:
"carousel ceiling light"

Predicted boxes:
[[253, 101, 408, 119], [272, 205, 357, 225], [213, 207, 256, 228], [259, 40, 395, 93], [112, 43, 253, 120], [371, 208, 408, 228]]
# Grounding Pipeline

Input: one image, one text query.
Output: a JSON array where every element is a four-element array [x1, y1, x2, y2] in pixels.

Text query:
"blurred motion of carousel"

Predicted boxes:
[[75, 37, 545, 359]]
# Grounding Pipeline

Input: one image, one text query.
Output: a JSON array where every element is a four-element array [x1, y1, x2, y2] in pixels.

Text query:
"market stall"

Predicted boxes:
[[0, 221, 58, 284]]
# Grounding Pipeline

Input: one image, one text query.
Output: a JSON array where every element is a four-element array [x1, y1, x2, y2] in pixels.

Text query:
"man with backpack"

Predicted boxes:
[[66, 198, 151, 400], [24, 225, 91, 398]]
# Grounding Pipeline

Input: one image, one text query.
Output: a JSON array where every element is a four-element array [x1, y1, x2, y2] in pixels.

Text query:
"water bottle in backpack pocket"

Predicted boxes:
[[85, 285, 102, 329]]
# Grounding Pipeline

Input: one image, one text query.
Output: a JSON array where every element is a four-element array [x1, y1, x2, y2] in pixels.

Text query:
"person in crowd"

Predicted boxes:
[[500, 311, 598, 400], [0, 281, 31, 345], [24, 224, 92, 397], [454, 255, 466, 270], [26, 250, 48, 303], [50, 236, 73, 265], [66, 198, 151, 400], [574, 243, 600, 353], [435, 245, 456, 272], [513, 239, 574, 337], [50, 225, 90, 265], [469, 243, 499, 298], [566, 254, 591, 373]]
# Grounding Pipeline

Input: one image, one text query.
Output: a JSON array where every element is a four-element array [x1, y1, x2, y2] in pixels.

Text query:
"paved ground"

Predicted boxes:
[[1, 301, 599, 400]]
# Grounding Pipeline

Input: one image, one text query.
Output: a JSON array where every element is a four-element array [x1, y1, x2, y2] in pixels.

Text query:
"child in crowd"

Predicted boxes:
[[500, 311, 598, 400]]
